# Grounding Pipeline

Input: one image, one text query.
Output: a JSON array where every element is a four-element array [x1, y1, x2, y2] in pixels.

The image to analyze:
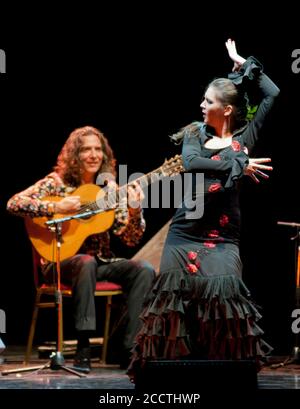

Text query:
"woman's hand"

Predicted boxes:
[[225, 39, 246, 72], [244, 158, 273, 183]]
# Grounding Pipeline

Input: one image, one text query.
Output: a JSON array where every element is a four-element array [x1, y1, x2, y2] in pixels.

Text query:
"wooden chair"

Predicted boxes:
[[24, 249, 123, 365]]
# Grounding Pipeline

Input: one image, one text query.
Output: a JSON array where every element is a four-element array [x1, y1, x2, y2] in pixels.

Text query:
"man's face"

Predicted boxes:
[[79, 134, 104, 179]]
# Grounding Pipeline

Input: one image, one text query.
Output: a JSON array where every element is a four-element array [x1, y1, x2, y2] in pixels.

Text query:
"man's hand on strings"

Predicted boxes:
[[127, 182, 145, 213]]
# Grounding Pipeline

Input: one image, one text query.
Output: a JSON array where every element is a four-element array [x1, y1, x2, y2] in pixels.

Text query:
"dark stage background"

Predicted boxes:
[[0, 9, 299, 357]]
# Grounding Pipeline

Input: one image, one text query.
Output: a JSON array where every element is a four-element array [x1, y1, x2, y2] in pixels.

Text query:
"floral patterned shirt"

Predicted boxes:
[[7, 172, 146, 259]]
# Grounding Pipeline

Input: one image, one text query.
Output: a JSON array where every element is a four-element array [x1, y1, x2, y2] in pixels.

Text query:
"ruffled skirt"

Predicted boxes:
[[127, 241, 272, 380]]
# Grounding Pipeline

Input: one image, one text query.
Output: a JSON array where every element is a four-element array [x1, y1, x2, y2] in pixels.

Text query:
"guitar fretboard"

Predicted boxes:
[[78, 157, 183, 213]]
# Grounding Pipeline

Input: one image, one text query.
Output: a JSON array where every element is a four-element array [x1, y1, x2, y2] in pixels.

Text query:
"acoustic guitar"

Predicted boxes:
[[25, 155, 183, 262]]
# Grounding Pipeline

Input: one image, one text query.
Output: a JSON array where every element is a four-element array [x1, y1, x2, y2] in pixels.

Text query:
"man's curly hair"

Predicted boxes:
[[54, 126, 116, 186]]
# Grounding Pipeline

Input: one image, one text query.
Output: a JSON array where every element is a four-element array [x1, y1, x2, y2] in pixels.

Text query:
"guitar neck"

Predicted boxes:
[[119, 165, 165, 194], [87, 164, 170, 210], [82, 154, 183, 211]]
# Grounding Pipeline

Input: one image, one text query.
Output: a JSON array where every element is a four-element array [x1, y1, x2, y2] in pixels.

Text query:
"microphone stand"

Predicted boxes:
[[2, 207, 112, 377], [270, 221, 300, 368]]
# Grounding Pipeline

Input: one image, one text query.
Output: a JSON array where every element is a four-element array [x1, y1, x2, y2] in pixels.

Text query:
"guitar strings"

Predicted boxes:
[[72, 156, 182, 215], [74, 166, 164, 214]]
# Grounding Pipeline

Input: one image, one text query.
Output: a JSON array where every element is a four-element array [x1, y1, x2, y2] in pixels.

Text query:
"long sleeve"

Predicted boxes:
[[182, 133, 248, 188], [229, 56, 280, 153], [100, 180, 146, 246], [6, 172, 68, 218], [183, 134, 235, 173], [112, 200, 146, 247]]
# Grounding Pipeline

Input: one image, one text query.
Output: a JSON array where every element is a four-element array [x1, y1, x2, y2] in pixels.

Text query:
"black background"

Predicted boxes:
[[0, 6, 299, 357]]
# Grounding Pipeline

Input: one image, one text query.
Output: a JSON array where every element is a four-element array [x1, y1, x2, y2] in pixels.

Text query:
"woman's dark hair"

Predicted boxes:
[[208, 78, 248, 130], [169, 77, 253, 145], [54, 126, 116, 186]]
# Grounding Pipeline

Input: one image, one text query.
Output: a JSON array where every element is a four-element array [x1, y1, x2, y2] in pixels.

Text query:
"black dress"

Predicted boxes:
[[128, 57, 280, 375]]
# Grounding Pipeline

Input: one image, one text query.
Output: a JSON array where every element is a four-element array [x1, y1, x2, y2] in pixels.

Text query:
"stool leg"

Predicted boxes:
[[101, 295, 112, 364], [24, 291, 41, 364]]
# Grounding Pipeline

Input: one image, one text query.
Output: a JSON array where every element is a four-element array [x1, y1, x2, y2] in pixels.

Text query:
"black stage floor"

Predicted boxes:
[[0, 346, 300, 409], [1, 346, 300, 389]]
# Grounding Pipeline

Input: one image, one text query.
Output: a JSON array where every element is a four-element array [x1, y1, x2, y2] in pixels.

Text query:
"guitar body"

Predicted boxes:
[[24, 155, 184, 263], [25, 184, 115, 262]]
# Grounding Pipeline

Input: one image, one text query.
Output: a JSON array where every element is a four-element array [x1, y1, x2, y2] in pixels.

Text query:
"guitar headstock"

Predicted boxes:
[[161, 154, 185, 177]]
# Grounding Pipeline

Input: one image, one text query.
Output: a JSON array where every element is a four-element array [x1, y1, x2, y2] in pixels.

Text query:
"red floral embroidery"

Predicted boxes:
[[231, 140, 241, 152], [208, 230, 219, 238], [204, 241, 216, 249], [211, 155, 221, 161], [195, 260, 201, 269], [186, 249, 202, 274], [187, 251, 197, 261], [186, 263, 198, 274], [219, 214, 229, 227], [208, 183, 221, 193]]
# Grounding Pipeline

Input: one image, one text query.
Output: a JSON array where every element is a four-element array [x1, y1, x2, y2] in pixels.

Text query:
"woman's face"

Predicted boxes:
[[200, 86, 226, 128]]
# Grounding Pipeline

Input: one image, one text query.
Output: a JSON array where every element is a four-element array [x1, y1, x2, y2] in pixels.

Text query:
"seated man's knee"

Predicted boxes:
[[135, 260, 156, 282], [73, 254, 97, 275]]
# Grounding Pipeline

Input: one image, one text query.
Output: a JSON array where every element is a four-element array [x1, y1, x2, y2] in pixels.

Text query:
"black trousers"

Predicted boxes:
[[53, 255, 155, 352]]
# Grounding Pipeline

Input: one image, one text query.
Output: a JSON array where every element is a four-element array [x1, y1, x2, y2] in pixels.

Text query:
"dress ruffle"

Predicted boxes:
[[228, 56, 263, 86], [224, 151, 249, 188], [127, 269, 272, 380], [228, 56, 264, 107]]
